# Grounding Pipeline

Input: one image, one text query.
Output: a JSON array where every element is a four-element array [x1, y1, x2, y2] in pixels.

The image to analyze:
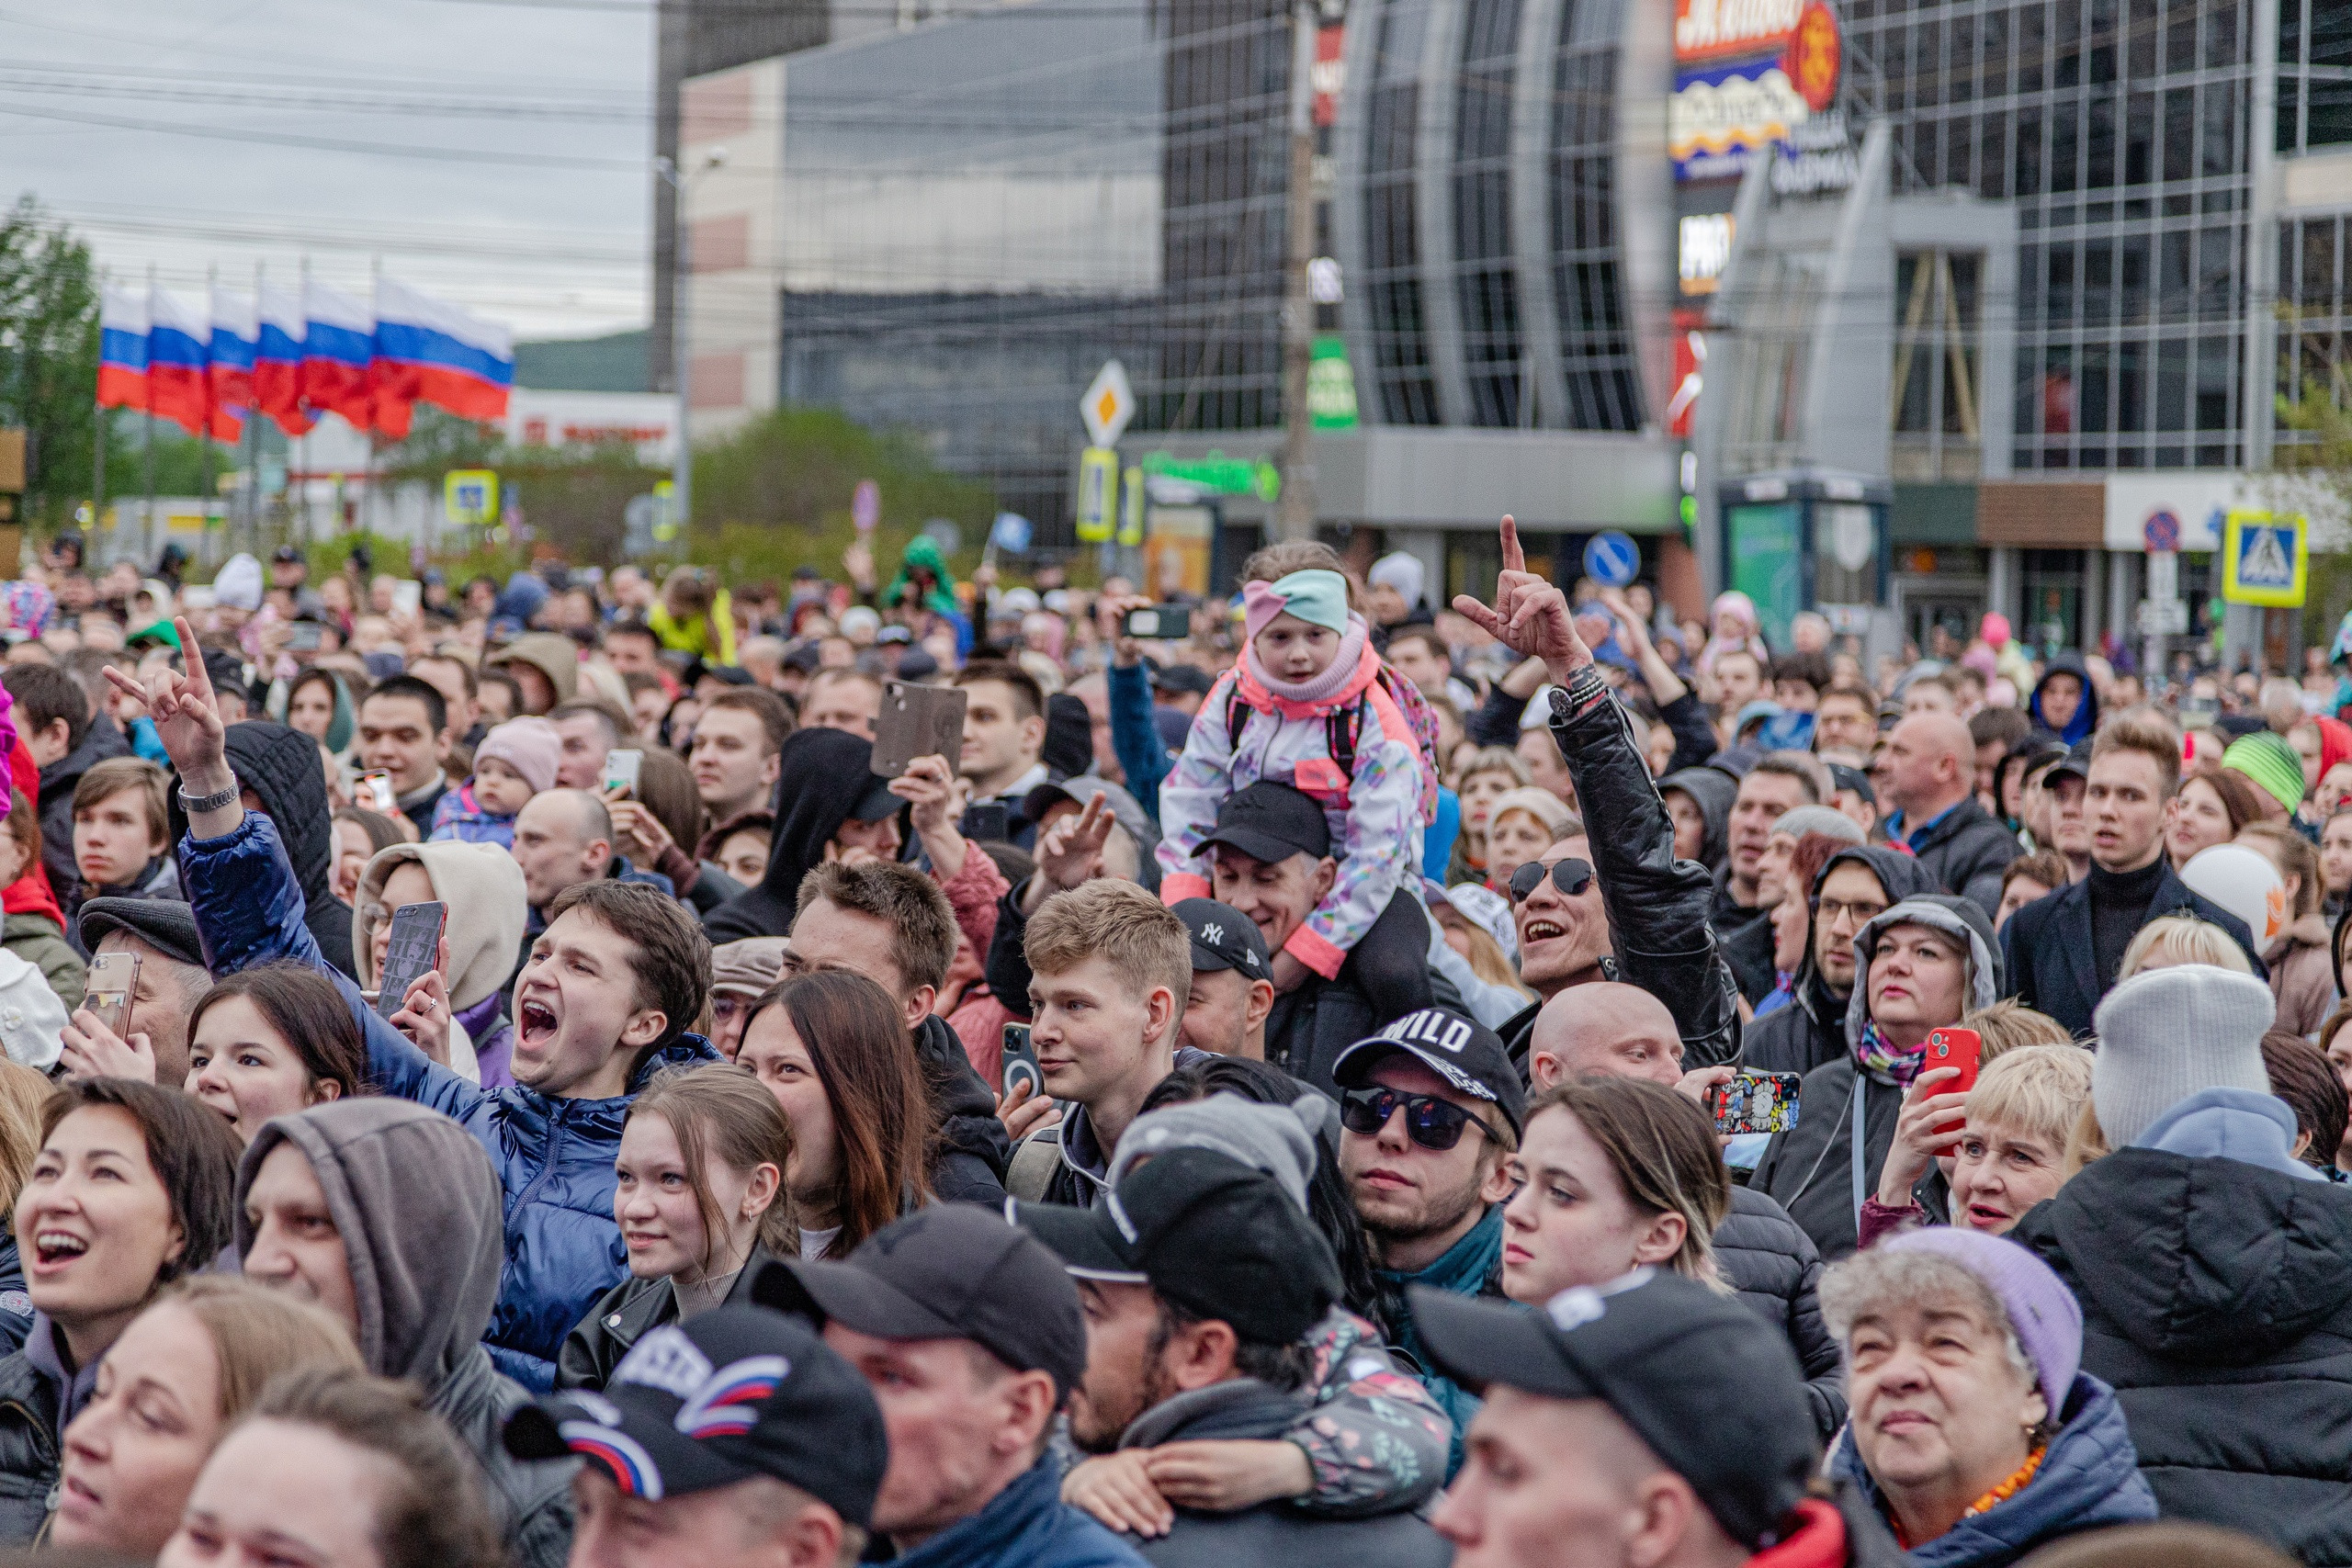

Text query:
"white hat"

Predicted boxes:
[[2178, 842, 2288, 950], [211, 553, 263, 613], [0, 951, 68, 1072], [2092, 965, 2274, 1148]]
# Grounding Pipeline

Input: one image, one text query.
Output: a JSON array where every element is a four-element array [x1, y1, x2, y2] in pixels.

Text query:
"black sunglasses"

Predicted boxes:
[[1340, 1086, 1495, 1152], [1509, 856, 1594, 903]]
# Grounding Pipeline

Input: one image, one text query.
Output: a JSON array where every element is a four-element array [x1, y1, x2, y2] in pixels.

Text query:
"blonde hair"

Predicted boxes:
[[0, 1062, 51, 1218], [1025, 880, 1193, 1006], [2239, 821, 2323, 919], [1440, 912, 1536, 1001], [156, 1275, 363, 1422], [2063, 1100, 2110, 1179], [2120, 915, 2254, 978], [1960, 998, 2073, 1063], [2089, 705, 2185, 795], [1486, 787, 1577, 843], [1965, 1043, 2094, 1154]]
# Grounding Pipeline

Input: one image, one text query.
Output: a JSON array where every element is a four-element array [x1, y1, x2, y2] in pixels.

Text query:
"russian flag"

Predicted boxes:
[[147, 288, 211, 439], [254, 282, 313, 436], [301, 280, 374, 430], [96, 285, 149, 412], [371, 277, 514, 440], [208, 288, 257, 443]]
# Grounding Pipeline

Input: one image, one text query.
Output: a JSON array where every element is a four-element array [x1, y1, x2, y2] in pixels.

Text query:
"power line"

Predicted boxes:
[[0, 100, 643, 169]]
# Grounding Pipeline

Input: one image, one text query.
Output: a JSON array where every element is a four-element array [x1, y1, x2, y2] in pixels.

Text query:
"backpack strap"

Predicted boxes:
[[1326, 705, 1360, 781], [1007, 1125, 1063, 1202]]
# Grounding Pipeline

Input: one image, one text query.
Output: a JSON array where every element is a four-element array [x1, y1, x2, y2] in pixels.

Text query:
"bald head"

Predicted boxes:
[[511, 788, 615, 908], [1528, 981, 1683, 1089], [1883, 711, 1975, 820]]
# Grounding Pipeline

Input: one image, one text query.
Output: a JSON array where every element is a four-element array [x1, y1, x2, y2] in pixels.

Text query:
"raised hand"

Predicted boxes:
[[1036, 794, 1114, 894], [1450, 515, 1592, 685], [59, 1009, 158, 1085], [103, 615, 227, 784], [888, 753, 968, 881]]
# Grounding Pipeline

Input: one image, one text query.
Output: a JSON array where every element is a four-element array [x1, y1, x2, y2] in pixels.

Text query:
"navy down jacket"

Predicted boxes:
[[180, 810, 718, 1390]]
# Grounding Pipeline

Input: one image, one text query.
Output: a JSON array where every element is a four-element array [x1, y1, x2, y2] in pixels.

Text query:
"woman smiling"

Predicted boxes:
[[185, 964, 370, 1145], [1822, 1228, 2154, 1563]]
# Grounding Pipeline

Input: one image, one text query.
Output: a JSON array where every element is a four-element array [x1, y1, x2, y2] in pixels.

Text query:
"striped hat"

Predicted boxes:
[[2222, 729, 2305, 814]]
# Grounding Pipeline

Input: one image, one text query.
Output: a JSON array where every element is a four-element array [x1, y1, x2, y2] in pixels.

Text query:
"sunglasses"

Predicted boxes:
[[1509, 856, 1594, 903], [1340, 1086, 1496, 1152]]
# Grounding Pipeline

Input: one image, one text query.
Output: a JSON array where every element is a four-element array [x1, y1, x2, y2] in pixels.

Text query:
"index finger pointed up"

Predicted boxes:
[[1499, 514, 1523, 575], [176, 618, 211, 703]]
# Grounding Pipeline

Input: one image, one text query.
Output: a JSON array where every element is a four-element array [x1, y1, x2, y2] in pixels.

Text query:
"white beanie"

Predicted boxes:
[[2091, 964, 2274, 1148], [1370, 551, 1425, 609]]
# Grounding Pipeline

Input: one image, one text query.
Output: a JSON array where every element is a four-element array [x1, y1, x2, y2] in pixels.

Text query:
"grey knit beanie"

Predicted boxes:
[[2091, 964, 2274, 1148]]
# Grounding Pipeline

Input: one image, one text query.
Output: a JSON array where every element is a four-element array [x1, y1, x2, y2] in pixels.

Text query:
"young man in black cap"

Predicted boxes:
[[757, 1205, 1148, 1568], [1171, 897, 1274, 1059], [1016, 1148, 1451, 1567], [506, 1307, 885, 1568], [1413, 1271, 1898, 1568], [1330, 1008, 1523, 1465]]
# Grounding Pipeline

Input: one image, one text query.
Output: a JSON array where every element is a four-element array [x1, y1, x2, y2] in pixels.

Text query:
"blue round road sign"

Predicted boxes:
[[2143, 509, 2180, 553], [1583, 530, 1641, 588]]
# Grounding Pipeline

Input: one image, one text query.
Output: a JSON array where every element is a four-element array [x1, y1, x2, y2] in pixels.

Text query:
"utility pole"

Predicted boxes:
[[1275, 0, 1318, 542], [657, 148, 728, 546]]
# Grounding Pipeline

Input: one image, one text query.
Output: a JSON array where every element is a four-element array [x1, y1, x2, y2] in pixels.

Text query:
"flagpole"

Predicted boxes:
[[298, 256, 311, 549], [201, 263, 218, 558], [368, 254, 381, 542], [91, 267, 106, 537], [142, 263, 156, 570], [245, 260, 263, 554]]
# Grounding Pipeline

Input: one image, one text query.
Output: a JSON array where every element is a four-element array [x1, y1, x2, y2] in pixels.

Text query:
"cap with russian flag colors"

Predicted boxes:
[[96, 285, 149, 412], [146, 288, 211, 438], [300, 279, 374, 427], [254, 281, 313, 435], [502, 1306, 887, 1526]]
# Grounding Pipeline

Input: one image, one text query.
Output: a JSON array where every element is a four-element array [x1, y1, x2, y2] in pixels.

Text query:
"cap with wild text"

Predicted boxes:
[[502, 1306, 886, 1525], [1329, 1007, 1526, 1135]]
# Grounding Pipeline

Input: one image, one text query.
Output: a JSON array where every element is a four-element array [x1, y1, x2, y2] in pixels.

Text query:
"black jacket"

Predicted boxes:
[[707, 728, 906, 942], [556, 1245, 781, 1392], [915, 1012, 1011, 1203], [1893, 794, 2020, 922], [35, 717, 127, 895], [1999, 863, 2262, 1038], [1752, 1054, 1901, 1263], [1264, 974, 1383, 1097], [1743, 848, 1940, 1077], [1657, 693, 1722, 779], [0, 1344, 55, 1542], [1113, 1380, 1451, 1568], [1713, 866, 1778, 1007], [2013, 1147, 2352, 1564], [1717, 1184, 1846, 1438], [169, 720, 359, 978]]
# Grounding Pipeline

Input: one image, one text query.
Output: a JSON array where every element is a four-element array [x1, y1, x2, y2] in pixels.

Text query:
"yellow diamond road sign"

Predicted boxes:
[[1080, 360, 1136, 447]]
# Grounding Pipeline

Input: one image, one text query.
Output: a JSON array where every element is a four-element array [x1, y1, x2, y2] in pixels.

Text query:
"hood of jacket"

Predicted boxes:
[[1660, 766, 1738, 871], [1846, 894, 2003, 1054], [183, 720, 354, 976], [2133, 1086, 2322, 1181], [2030, 654, 2099, 745], [914, 1011, 1012, 1178], [236, 1100, 503, 1387], [887, 536, 961, 618], [353, 839, 528, 1011], [1792, 846, 1941, 1017], [763, 726, 901, 923], [491, 634, 579, 707], [1831, 1373, 2155, 1568], [2041, 1141, 2352, 1362]]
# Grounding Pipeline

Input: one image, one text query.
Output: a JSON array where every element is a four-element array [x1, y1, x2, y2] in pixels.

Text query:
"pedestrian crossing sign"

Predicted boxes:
[[2221, 510, 2307, 607]]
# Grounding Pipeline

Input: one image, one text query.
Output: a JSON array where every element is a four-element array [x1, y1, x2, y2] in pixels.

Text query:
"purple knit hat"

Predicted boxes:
[[1882, 1227, 2082, 1412], [475, 716, 561, 796]]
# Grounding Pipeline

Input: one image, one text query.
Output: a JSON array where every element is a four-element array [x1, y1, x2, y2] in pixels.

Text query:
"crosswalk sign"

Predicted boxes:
[[2221, 510, 2307, 607], [1075, 448, 1117, 544], [444, 470, 498, 527]]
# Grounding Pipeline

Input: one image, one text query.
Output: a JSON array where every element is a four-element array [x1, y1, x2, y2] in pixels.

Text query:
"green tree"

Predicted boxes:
[[2275, 377, 2352, 644], [0, 195, 102, 525]]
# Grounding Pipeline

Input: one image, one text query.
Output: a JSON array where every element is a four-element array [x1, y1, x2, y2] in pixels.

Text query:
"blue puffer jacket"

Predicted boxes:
[[1830, 1371, 2156, 1568], [179, 811, 719, 1390]]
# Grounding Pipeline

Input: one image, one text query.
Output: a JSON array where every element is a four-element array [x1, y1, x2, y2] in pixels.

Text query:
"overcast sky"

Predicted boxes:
[[0, 0, 652, 341]]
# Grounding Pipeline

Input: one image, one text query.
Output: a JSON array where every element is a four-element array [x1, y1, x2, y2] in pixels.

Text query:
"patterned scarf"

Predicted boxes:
[[1853, 1018, 1926, 1085]]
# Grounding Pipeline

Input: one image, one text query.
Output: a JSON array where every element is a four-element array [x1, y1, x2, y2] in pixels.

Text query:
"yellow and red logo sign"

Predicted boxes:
[[1784, 0, 1841, 111]]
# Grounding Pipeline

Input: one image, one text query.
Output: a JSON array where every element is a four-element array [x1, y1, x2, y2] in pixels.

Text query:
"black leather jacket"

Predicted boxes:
[[1501, 676, 1741, 1071]]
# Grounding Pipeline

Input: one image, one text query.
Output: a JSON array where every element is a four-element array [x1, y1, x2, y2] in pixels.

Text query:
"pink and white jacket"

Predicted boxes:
[[1157, 620, 1427, 979]]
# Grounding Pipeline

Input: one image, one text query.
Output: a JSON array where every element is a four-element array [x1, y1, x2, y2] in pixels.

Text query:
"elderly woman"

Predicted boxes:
[[1822, 1228, 2155, 1563], [1863, 1043, 2093, 1247]]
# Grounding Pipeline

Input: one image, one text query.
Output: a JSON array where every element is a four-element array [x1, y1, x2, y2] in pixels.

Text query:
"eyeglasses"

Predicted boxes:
[[1509, 856, 1594, 903], [711, 994, 751, 1022], [1815, 897, 1888, 929], [1340, 1086, 1496, 1152]]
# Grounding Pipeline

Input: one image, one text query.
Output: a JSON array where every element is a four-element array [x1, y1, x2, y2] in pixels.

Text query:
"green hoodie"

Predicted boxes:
[[886, 535, 961, 617]]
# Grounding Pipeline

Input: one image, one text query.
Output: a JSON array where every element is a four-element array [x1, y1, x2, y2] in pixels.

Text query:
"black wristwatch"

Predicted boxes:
[[176, 778, 240, 815]]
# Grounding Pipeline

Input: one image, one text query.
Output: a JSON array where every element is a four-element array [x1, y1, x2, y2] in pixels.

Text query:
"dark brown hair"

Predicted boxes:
[[544, 879, 712, 1057], [2001, 849, 2070, 902], [39, 1078, 243, 1289], [73, 755, 167, 844], [2261, 1029, 2348, 1169], [952, 660, 1045, 724], [187, 961, 371, 1103], [629, 1065, 798, 1266], [743, 971, 932, 1258], [1, 788, 38, 870], [247, 1368, 502, 1568], [702, 686, 795, 759], [634, 745, 708, 859], [333, 806, 405, 863], [2180, 761, 2263, 832], [795, 860, 956, 998]]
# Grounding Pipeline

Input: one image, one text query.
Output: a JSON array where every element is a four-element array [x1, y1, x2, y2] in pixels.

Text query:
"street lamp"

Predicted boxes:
[[654, 147, 728, 542]]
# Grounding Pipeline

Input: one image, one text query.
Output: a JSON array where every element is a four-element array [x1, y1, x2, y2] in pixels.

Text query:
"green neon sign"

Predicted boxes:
[[1139, 450, 1281, 502]]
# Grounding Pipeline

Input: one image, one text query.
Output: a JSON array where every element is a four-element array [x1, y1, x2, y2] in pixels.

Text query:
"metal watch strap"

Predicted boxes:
[[176, 779, 240, 814]]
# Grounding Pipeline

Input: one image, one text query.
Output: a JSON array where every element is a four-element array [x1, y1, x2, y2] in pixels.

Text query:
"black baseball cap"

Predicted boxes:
[[2046, 737, 2094, 785], [1824, 762, 1874, 807], [754, 1205, 1086, 1398], [200, 648, 247, 699], [503, 1307, 887, 1525], [1173, 897, 1270, 978], [1198, 781, 1329, 865], [1329, 1007, 1527, 1136], [1411, 1270, 1818, 1550], [1150, 662, 1214, 698], [1014, 1147, 1340, 1345]]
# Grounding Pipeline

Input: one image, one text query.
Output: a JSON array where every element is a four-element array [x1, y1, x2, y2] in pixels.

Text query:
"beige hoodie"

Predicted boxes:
[[353, 840, 530, 1082]]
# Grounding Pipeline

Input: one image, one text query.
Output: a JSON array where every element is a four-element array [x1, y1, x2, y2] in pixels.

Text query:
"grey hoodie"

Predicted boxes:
[[236, 1101, 574, 1568]]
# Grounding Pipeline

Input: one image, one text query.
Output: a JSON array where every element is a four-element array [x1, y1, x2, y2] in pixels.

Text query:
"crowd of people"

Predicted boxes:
[[0, 517, 2330, 1567]]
